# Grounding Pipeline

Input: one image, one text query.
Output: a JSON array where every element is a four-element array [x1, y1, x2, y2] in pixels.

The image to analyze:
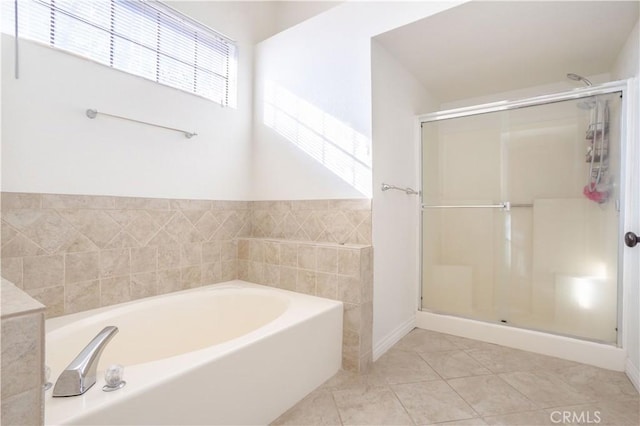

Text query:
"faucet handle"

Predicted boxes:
[[103, 364, 126, 392], [53, 326, 119, 397]]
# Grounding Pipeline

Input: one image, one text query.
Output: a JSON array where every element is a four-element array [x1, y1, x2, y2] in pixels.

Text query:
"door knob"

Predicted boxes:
[[625, 232, 639, 248]]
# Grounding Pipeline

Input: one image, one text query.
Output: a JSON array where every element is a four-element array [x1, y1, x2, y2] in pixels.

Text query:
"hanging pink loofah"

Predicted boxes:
[[583, 184, 608, 203]]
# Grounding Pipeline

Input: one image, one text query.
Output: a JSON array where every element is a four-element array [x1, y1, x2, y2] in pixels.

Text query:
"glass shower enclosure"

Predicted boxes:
[[420, 89, 623, 344]]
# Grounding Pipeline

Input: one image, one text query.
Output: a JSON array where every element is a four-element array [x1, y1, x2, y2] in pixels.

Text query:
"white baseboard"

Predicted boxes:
[[416, 311, 626, 371], [373, 316, 415, 361], [626, 358, 640, 392]]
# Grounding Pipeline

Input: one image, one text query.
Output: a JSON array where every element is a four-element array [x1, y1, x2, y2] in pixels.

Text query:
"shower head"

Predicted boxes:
[[567, 73, 593, 86]]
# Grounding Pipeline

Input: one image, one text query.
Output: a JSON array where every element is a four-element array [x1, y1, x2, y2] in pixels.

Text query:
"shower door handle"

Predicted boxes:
[[625, 232, 638, 248]]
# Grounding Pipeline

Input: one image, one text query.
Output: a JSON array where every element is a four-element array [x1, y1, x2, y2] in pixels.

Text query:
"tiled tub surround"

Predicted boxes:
[[0, 193, 372, 321], [1, 279, 45, 426], [237, 238, 373, 372], [1, 192, 251, 318]]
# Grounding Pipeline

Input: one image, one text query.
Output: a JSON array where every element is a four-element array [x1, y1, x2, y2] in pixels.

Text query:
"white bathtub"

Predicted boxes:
[[45, 281, 343, 425]]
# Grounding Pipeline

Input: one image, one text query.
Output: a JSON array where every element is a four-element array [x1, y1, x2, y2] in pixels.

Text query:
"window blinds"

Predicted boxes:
[[2, 0, 237, 107]]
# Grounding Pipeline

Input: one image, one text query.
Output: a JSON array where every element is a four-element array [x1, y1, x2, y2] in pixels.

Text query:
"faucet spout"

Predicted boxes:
[[53, 326, 119, 397]]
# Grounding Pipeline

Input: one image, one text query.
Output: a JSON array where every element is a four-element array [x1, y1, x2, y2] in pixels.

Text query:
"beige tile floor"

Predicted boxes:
[[272, 329, 640, 425]]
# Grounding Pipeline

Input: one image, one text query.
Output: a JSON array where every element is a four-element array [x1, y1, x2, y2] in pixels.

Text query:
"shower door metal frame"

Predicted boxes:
[[417, 79, 630, 347]]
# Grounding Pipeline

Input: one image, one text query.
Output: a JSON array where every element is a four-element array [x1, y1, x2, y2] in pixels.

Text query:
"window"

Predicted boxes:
[[2, 0, 238, 107]]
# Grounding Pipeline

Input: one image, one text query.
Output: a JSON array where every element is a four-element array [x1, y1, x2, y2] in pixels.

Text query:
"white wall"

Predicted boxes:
[[272, 1, 343, 34], [370, 41, 439, 357], [1, 1, 276, 200], [251, 1, 465, 200], [612, 19, 640, 390], [612, 20, 639, 80]]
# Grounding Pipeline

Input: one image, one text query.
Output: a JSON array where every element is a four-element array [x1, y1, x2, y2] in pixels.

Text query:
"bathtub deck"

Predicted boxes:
[[272, 329, 639, 425]]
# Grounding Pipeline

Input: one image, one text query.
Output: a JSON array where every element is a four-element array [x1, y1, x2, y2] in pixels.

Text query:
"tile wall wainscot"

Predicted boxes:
[[1, 278, 45, 426], [0, 192, 250, 318], [237, 237, 373, 372], [0, 193, 372, 316]]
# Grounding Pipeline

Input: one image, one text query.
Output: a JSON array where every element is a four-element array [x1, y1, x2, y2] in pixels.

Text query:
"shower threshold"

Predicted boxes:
[[415, 310, 625, 371]]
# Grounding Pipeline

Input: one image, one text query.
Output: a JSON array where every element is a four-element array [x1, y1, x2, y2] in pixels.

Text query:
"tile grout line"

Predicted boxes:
[[386, 380, 427, 426], [329, 389, 345, 426], [415, 352, 484, 420], [411, 346, 485, 421], [412, 336, 545, 419]]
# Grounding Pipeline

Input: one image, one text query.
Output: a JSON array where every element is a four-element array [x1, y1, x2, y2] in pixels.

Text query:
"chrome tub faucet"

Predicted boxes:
[[52, 326, 119, 397]]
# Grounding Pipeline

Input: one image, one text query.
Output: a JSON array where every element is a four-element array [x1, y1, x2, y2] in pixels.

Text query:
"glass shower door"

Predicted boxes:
[[421, 92, 622, 343], [422, 111, 510, 325]]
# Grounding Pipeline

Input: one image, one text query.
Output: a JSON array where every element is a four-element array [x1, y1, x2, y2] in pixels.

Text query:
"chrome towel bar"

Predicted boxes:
[[86, 109, 197, 139], [381, 183, 420, 195]]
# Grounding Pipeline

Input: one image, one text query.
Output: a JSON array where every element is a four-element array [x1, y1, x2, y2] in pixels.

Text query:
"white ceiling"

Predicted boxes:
[[374, 1, 639, 103]]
